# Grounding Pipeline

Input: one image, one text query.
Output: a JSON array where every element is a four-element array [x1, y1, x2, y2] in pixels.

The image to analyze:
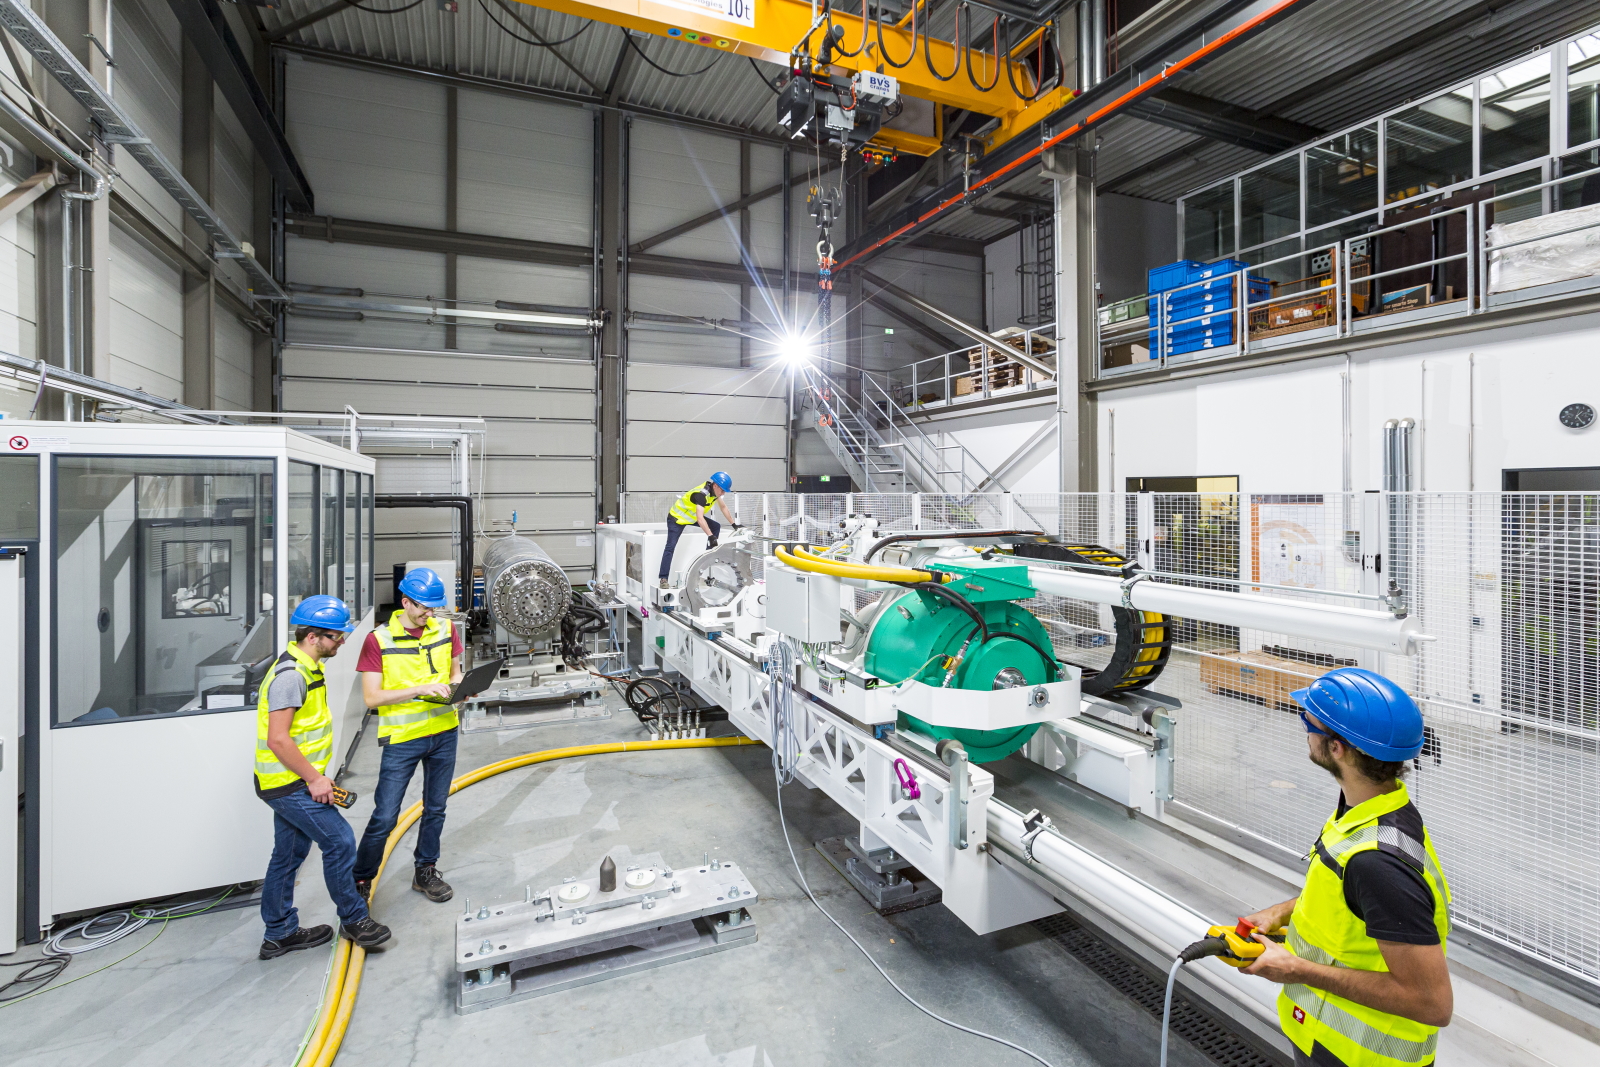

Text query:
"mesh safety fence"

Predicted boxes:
[[617, 490, 1600, 983]]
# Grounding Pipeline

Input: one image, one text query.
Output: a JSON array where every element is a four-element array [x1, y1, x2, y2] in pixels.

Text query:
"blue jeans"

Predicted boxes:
[[352, 727, 458, 880], [261, 787, 370, 940], [660, 515, 719, 580]]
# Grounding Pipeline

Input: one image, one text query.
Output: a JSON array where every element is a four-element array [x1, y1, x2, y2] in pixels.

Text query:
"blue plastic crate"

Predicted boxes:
[[1163, 311, 1236, 333], [1168, 333, 1234, 356], [1191, 258, 1252, 281], [1147, 260, 1206, 293]]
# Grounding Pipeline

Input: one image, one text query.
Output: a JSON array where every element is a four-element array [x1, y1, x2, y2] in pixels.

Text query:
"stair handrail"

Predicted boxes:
[[804, 366, 948, 492]]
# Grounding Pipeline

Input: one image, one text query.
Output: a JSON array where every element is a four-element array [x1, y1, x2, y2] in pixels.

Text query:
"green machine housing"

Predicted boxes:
[[863, 558, 1058, 762]]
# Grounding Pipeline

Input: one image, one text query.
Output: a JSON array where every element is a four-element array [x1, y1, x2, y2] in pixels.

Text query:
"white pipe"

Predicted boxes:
[[988, 801, 1279, 1024], [1027, 565, 1426, 655]]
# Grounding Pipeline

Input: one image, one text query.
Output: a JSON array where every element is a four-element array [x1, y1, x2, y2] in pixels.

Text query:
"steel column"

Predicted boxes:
[[598, 110, 629, 521], [182, 33, 216, 408], [1049, 144, 1097, 492]]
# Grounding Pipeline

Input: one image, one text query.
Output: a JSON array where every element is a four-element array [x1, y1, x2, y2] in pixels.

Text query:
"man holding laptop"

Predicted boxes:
[[352, 567, 468, 904]]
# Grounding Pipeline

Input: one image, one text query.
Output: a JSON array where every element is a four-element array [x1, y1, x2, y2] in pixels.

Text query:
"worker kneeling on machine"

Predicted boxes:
[[256, 596, 392, 959], [659, 471, 740, 589], [353, 567, 465, 904], [1189, 668, 1452, 1067]]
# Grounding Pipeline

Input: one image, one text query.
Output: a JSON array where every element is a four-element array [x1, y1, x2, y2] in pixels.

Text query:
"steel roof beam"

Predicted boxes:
[[166, 0, 314, 212], [1126, 86, 1321, 155], [265, 0, 356, 43], [0, 0, 286, 302]]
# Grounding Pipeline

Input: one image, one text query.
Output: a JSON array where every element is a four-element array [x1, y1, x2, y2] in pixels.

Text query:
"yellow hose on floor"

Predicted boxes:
[[295, 736, 760, 1067]]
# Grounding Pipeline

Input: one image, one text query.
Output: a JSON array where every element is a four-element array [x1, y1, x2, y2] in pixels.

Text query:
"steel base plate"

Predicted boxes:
[[816, 836, 942, 915], [454, 858, 759, 1014]]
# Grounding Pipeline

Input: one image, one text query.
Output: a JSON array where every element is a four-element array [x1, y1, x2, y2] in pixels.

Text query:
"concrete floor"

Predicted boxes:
[[0, 691, 1219, 1067]]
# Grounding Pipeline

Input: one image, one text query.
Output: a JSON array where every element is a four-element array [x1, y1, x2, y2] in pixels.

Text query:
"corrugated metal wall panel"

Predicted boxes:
[[631, 119, 739, 264], [282, 343, 597, 585], [213, 312, 254, 411], [213, 90, 255, 248], [627, 274, 741, 366], [284, 237, 448, 350], [285, 57, 447, 227], [457, 89, 591, 245], [107, 226, 183, 399], [454, 256, 591, 360], [111, 0, 184, 234], [626, 457, 786, 492], [0, 174, 37, 364], [625, 360, 787, 492]]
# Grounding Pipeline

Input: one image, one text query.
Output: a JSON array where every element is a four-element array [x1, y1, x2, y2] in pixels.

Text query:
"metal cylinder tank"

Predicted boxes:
[[480, 535, 571, 637]]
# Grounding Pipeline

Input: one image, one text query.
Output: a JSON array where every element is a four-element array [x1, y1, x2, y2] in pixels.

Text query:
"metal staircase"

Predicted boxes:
[[799, 365, 997, 494]]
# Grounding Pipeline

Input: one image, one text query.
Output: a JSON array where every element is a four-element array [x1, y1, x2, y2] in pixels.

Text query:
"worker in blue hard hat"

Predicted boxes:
[[256, 595, 392, 959], [1236, 667, 1452, 1067], [659, 471, 741, 589], [351, 567, 464, 905]]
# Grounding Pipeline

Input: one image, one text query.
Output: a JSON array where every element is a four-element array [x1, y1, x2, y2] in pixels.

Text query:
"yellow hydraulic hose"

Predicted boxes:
[[775, 545, 944, 584], [295, 736, 760, 1067]]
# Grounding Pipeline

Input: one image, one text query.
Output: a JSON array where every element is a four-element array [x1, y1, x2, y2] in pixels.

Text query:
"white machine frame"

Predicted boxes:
[[2, 423, 375, 944]]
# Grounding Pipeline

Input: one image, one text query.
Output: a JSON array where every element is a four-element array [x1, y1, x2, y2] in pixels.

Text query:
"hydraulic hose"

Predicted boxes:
[[775, 545, 944, 584], [294, 737, 759, 1067]]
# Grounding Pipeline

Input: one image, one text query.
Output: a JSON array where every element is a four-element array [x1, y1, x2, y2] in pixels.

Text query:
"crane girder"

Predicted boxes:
[[518, 0, 1073, 154]]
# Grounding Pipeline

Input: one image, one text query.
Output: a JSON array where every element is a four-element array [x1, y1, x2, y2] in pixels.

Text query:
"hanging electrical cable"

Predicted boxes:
[[962, 5, 1002, 92], [872, 0, 918, 68], [820, 0, 871, 58], [345, 0, 426, 12], [921, 4, 962, 81], [475, 0, 593, 47], [749, 55, 784, 93], [1002, 19, 1060, 103], [625, 31, 723, 77]]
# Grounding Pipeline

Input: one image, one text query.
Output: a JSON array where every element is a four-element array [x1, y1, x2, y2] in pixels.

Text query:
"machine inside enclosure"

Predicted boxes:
[[611, 490, 1600, 989]]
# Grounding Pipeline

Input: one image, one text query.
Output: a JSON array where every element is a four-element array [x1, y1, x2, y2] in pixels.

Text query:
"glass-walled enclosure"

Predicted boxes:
[[53, 457, 276, 725], [1178, 27, 1600, 280], [285, 460, 372, 636], [1126, 22, 1600, 376]]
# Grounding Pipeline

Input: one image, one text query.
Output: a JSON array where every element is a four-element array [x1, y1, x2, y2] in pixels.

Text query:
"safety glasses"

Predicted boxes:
[[1298, 710, 1328, 737]]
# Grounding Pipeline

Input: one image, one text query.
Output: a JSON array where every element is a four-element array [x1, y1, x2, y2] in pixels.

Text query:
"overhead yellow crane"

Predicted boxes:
[[516, 0, 1075, 155]]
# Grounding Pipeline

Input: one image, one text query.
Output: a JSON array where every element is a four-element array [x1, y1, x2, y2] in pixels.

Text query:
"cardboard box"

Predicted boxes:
[[1200, 649, 1323, 711]]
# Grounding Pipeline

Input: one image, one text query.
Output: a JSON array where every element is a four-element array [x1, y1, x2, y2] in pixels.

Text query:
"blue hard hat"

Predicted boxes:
[[1292, 667, 1424, 762], [290, 595, 355, 633], [397, 567, 448, 608], [709, 471, 733, 491]]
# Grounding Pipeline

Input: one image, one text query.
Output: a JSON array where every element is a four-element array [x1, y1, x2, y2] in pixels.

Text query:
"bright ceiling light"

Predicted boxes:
[[775, 334, 812, 364]]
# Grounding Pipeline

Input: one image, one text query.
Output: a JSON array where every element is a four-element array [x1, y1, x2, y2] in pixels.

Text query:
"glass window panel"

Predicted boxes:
[[1182, 182, 1235, 261], [320, 467, 341, 600], [0, 454, 39, 539], [1479, 167, 1547, 228], [1570, 35, 1600, 150], [362, 474, 374, 615], [287, 461, 317, 624], [54, 456, 275, 724], [344, 473, 358, 613], [1481, 54, 1550, 174], [1239, 156, 1301, 252], [1558, 148, 1600, 209], [1306, 126, 1377, 227], [1386, 91, 1473, 204]]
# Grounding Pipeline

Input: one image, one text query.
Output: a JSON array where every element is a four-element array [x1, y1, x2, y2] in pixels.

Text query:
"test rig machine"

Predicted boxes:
[[593, 513, 1431, 1030], [0, 423, 376, 947]]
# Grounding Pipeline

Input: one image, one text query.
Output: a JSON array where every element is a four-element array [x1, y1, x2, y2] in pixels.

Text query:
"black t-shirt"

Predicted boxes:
[[1334, 796, 1440, 946], [689, 488, 711, 510]]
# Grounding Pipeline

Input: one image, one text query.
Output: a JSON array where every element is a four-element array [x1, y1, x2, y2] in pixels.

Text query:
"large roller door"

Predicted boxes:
[[626, 361, 789, 493], [281, 345, 598, 595]]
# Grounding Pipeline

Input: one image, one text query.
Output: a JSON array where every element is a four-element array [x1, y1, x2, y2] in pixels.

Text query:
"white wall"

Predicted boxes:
[[920, 399, 1057, 493], [1095, 312, 1600, 494], [107, 227, 184, 401]]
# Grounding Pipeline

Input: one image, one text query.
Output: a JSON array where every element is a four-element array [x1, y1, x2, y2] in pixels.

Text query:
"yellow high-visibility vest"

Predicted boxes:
[[254, 643, 334, 791], [669, 482, 714, 526], [1278, 783, 1451, 1067], [372, 612, 459, 744]]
